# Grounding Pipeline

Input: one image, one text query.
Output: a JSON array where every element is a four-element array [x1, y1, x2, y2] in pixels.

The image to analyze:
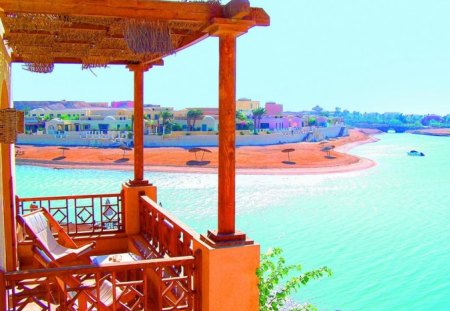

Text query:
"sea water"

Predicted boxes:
[[15, 133, 450, 311]]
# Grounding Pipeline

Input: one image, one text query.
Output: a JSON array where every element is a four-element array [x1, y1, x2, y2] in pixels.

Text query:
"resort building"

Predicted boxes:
[[265, 101, 283, 115], [45, 115, 133, 134], [24, 105, 175, 134], [259, 115, 304, 131], [173, 108, 219, 131], [236, 98, 260, 114], [0, 1, 270, 311]]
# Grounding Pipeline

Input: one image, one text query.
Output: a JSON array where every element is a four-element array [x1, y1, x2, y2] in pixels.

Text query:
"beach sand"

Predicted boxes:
[[16, 129, 378, 175], [410, 128, 450, 137]]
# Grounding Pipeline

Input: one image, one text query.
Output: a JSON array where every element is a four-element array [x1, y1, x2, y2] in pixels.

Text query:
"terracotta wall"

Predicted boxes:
[[0, 147, 4, 270], [194, 240, 261, 311], [0, 37, 11, 270]]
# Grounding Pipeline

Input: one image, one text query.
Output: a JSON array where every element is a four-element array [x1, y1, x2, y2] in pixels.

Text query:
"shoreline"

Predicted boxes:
[[408, 128, 450, 137], [16, 130, 378, 175]]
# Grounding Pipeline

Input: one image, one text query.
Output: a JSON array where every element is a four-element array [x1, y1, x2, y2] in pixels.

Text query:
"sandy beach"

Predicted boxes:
[[409, 128, 450, 137], [16, 129, 378, 175]]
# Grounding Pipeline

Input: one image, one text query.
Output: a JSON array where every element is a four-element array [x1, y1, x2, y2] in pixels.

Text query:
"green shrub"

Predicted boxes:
[[257, 248, 332, 311], [266, 130, 272, 134], [171, 123, 183, 131], [240, 131, 245, 135]]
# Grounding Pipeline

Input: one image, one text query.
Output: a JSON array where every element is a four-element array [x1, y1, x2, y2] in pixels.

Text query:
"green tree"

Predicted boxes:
[[258, 248, 332, 311], [312, 105, 323, 114], [160, 109, 173, 135], [187, 109, 203, 131], [334, 107, 341, 116], [252, 107, 266, 134], [171, 123, 183, 131], [444, 114, 450, 125], [236, 110, 248, 121]]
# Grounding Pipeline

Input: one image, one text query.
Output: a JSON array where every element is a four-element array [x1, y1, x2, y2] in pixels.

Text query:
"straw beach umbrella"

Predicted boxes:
[[281, 148, 295, 162], [189, 147, 212, 161], [58, 147, 69, 157], [321, 145, 335, 158], [119, 145, 132, 158]]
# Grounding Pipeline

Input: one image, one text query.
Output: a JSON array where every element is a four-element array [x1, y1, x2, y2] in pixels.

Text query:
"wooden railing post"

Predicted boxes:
[[194, 249, 202, 311], [0, 269, 5, 311]]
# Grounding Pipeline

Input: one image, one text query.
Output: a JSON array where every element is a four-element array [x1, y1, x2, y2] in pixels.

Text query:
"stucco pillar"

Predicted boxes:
[[122, 183, 157, 235], [193, 240, 260, 311]]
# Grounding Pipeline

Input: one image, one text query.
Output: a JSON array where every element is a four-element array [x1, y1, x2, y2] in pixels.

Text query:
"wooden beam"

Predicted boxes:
[[244, 8, 271, 27], [0, 0, 218, 22], [204, 18, 255, 37], [224, 0, 251, 19], [10, 55, 131, 65]]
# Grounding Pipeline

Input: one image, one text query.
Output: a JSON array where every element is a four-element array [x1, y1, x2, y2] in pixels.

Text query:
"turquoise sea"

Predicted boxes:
[[15, 133, 450, 311]]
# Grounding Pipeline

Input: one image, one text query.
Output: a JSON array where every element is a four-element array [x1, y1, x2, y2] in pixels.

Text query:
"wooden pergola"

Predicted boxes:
[[0, 0, 269, 245]]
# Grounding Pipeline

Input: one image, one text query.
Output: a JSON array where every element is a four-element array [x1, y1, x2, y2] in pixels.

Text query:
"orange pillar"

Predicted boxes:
[[127, 64, 150, 186], [204, 34, 248, 246], [217, 34, 237, 234]]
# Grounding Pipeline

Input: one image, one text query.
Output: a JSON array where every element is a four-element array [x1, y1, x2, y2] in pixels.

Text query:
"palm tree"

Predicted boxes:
[[236, 110, 247, 121], [252, 107, 266, 134], [160, 110, 173, 135], [312, 105, 323, 114], [187, 109, 203, 131]]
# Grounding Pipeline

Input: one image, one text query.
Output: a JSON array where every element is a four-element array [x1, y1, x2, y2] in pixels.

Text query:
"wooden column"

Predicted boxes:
[[217, 34, 237, 234], [203, 32, 249, 246], [127, 64, 151, 186]]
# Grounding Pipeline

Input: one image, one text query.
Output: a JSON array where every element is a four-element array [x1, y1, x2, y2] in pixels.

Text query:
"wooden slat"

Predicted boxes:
[[0, 0, 217, 21], [140, 195, 199, 240], [18, 193, 121, 202], [5, 256, 195, 280]]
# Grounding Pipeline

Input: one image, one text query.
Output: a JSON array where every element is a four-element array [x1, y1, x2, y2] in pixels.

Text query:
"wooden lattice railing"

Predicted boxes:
[[1, 256, 198, 311], [16, 192, 124, 235], [139, 195, 198, 258]]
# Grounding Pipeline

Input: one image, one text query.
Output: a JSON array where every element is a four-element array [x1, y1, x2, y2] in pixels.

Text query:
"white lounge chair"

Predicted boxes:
[[17, 208, 95, 267]]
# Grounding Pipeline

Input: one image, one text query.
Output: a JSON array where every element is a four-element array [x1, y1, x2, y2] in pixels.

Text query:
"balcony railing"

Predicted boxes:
[[139, 195, 197, 258], [16, 192, 124, 235], [2, 256, 198, 311]]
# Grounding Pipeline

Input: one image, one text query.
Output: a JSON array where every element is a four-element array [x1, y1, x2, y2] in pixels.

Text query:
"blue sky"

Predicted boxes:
[[11, 0, 450, 115]]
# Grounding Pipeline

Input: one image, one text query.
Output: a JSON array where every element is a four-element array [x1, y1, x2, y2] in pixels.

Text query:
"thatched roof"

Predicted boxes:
[[0, 0, 269, 72]]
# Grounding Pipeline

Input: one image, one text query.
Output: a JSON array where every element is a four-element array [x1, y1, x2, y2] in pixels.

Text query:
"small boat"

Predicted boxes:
[[407, 150, 425, 157]]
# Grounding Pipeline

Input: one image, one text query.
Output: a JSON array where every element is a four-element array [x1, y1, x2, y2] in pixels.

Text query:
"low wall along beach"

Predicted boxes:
[[17, 126, 348, 148]]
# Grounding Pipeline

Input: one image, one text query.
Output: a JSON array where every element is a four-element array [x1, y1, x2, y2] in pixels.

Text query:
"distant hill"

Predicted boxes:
[[14, 101, 109, 111]]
